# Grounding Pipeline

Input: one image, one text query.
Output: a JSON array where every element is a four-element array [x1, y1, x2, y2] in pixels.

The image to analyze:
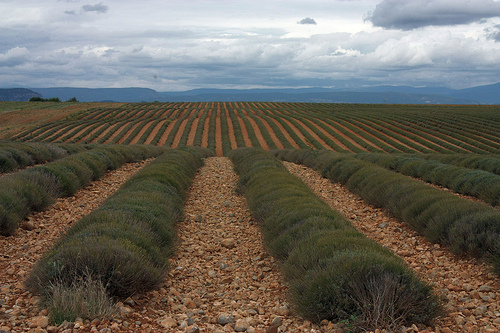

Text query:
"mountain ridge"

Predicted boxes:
[[1, 82, 499, 104]]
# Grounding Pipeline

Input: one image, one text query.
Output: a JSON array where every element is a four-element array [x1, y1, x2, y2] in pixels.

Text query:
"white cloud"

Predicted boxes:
[[1, 0, 500, 90]]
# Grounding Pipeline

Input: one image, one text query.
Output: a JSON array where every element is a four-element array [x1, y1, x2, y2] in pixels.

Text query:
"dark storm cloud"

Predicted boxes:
[[82, 2, 108, 14], [298, 17, 317, 25], [369, 0, 500, 30]]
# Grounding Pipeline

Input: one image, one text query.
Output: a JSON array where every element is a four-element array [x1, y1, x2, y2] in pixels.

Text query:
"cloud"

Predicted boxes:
[[486, 24, 500, 41], [368, 0, 500, 30], [64, 10, 77, 15], [0, 47, 30, 67], [298, 17, 317, 25], [82, 2, 108, 14]]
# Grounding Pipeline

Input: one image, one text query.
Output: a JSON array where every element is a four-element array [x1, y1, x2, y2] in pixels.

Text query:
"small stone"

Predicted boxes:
[[194, 215, 203, 222], [208, 270, 217, 278], [440, 328, 453, 333], [271, 317, 282, 327], [221, 277, 233, 284], [234, 318, 250, 332], [22, 221, 36, 231], [185, 300, 197, 309], [217, 314, 235, 325], [221, 238, 236, 249], [30, 316, 49, 329], [378, 222, 388, 229], [266, 326, 278, 333], [222, 201, 234, 207], [47, 326, 59, 333], [159, 317, 177, 329], [478, 285, 492, 292], [274, 306, 290, 316], [186, 326, 200, 333]]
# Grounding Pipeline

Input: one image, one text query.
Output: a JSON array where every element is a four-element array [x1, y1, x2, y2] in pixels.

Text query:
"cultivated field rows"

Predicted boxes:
[[6, 102, 500, 156], [0, 154, 499, 332]]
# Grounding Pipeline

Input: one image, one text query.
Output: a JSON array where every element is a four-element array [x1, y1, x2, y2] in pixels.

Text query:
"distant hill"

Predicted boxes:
[[0, 88, 42, 101], [22, 82, 500, 104], [30, 87, 159, 103]]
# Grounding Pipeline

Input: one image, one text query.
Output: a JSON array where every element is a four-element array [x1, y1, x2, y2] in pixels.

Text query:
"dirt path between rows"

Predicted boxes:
[[158, 119, 178, 146], [172, 108, 199, 148], [316, 119, 368, 152], [253, 115, 284, 149], [362, 119, 436, 152], [187, 109, 205, 147], [245, 115, 270, 151], [225, 106, 238, 150], [234, 110, 253, 148], [288, 118, 332, 150], [144, 119, 168, 145], [301, 119, 351, 152], [284, 161, 500, 333], [129, 120, 157, 145], [201, 108, 213, 148], [103, 122, 128, 144], [265, 116, 300, 149], [117, 121, 143, 144], [215, 106, 223, 156]]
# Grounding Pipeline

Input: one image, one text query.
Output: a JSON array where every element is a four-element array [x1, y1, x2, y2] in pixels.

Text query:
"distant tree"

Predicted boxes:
[[66, 97, 79, 102], [29, 97, 44, 102], [47, 97, 61, 102]]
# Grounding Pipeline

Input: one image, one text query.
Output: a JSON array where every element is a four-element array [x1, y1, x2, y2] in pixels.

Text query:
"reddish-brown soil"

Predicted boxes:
[[116, 122, 143, 144], [253, 115, 284, 149], [301, 119, 352, 152], [224, 106, 238, 150], [350, 119, 417, 151], [234, 110, 253, 148], [342, 121, 403, 153], [279, 117, 312, 148], [363, 119, 437, 152], [265, 116, 300, 149], [326, 119, 383, 151], [287, 118, 332, 150], [0, 103, 121, 140], [186, 109, 205, 147], [316, 119, 368, 152], [245, 116, 269, 151], [102, 122, 129, 144], [129, 120, 157, 145], [201, 108, 213, 148], [33, 126, 68, 143], [172, 108, 199, 148], [158, 119, 179, 147], [391, 120, 474, 153], [215, 105, 223, 156], [77, 123, 109, 144], [143, 119, 169, 145], [284, 161, 500, 333]]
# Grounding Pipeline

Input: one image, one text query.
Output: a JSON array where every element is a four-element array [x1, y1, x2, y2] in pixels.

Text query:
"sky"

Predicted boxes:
[[2, 0, 500, 91]]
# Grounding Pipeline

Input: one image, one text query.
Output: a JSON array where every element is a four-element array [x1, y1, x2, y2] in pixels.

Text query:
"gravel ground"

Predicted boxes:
[[0, 160, 151, 333], [283, 161, 500, 333], [2, 157, 498, 333]]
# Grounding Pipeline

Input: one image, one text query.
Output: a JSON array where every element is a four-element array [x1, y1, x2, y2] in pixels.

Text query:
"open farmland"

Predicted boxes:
[[2, 102, 499, 155], [0, 101, 499, 333]]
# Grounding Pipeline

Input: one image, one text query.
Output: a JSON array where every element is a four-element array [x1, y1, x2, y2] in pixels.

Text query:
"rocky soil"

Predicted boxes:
[[284, 161, 500, 333], [0, 157, 498, 333]]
